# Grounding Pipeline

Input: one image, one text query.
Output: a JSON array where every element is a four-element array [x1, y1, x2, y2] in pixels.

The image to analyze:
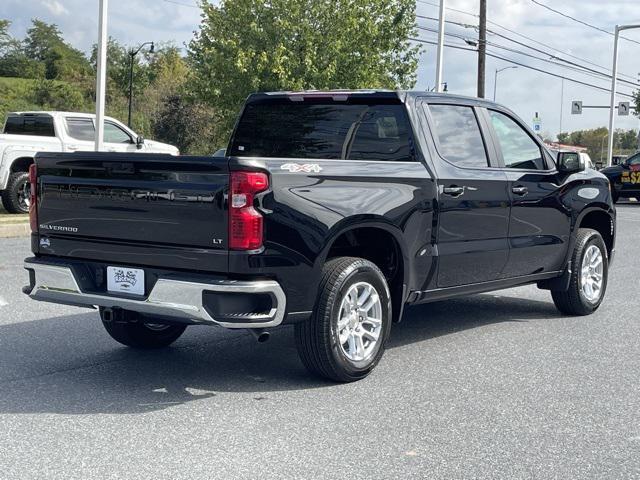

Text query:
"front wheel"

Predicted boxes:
[[100, 308, 187, 348], [295, 257, 392, 382], [551, 228, 608, 316]]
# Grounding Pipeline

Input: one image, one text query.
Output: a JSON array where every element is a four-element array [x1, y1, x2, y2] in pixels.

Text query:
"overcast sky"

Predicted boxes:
[[1, 0, 639, 138]]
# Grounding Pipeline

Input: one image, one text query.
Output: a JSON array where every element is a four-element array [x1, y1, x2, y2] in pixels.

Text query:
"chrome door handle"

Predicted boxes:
[[512, 186, 528, 195], [443, 186, 465, 196]]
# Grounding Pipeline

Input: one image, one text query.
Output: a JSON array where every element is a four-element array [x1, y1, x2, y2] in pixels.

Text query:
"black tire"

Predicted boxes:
[[1, 171, 30, 214], [295, 257, 392, 382], [100, 309, 187, 348], [551, 228, 608, 316]]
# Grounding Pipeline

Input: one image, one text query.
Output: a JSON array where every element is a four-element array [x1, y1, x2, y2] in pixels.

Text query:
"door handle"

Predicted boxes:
[[67, 145, 79, 151], [512, 186, 528, 195], [443, 186, 465, 196]]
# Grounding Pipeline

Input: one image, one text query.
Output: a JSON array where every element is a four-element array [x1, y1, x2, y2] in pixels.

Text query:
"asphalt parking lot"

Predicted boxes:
[[0, 204, 638, 480]]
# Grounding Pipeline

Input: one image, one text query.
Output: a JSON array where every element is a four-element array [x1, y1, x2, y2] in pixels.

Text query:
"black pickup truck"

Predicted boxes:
[[23, 91, 616, 382]]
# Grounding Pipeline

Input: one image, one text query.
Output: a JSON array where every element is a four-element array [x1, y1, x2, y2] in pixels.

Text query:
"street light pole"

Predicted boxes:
[[435, 0, 446, 93], [607, 24, 640, 167], [95, 0, 108, 152], [127, 41, 154, 128], [493, 66, 517, 101]]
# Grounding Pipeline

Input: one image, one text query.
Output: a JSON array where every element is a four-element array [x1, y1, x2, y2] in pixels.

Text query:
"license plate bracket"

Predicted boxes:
[[107, 266, 145, 296]]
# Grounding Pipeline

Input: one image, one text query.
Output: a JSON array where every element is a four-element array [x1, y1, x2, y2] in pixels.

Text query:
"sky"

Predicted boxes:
[[1, 0, 639, 139]]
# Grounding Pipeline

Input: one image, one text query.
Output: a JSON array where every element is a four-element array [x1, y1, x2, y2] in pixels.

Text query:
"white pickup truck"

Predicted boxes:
[[0, 111, 179, 213]]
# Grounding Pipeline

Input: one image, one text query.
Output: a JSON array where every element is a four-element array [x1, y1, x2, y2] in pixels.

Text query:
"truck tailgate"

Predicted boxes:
[[34, 152, 229, 272]]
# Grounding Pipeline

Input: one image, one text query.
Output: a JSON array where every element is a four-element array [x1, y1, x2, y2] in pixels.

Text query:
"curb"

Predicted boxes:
[[0, 214, 30, 238]]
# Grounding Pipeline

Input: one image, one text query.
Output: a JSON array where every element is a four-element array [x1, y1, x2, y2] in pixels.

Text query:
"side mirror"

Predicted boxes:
[[557, 151, 584, 174], [136, 136, 145, 150]]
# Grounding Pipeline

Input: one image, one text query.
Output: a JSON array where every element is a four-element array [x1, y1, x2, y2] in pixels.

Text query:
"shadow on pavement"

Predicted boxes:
[[0, 293, 558, 415]]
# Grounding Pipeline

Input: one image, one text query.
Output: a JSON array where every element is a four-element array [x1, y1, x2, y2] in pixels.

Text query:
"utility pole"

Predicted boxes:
[[435, 0, 446, 93], [559, 78, 564, 135], [95, 0, 108, 152], [607, 23, 640, 167], [477, 0, 487, 98]]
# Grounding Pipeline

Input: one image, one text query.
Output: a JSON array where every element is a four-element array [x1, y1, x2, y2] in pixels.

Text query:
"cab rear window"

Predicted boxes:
[[230, 100, 414, 162], [3, 114, 55, 137]]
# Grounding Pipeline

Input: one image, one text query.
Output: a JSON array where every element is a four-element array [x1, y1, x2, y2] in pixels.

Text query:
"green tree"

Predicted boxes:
[[556, 127, 638, 161], [0, 19, 45, 79], [29, 79, 88, 111], [188, 0, 420, 145], [23, 19, 90, 80]]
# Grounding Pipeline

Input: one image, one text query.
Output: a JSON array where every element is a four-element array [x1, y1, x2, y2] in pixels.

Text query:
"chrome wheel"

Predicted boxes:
[[580, 245, 604, 303], [336, 282, 383, 362], [18, 179, 30, 211]]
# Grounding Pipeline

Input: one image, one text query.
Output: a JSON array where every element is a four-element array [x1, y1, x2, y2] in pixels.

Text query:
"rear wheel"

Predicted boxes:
[[551, 228, 608, 316], [1, 171, 30, 214], [295, 257, 392, 382], [100, 308, 187, 348]]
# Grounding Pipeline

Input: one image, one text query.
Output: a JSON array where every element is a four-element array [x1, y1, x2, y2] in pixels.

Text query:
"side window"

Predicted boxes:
[[66, 118, 95, 141], [489, 110, 545, 170], [104, 122, 132, 144], [627, 153, 640, 166], [427, 104, 489, 168], [347, 105, 414, 162]]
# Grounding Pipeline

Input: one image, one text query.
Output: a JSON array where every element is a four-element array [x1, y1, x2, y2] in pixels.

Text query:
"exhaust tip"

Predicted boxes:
[[248, 328, 270, 343]]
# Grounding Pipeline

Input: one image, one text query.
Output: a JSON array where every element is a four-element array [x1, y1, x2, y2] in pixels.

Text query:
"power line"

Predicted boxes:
[[528, 0, 640, 47], [162, 0, 200, 8], [417, 19, 639, 89], [410, 36, 635, 99], [415, 0, 639, 82]]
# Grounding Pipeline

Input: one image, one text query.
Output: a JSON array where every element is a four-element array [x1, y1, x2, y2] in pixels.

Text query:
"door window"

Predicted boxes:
[[427, 105, 489, 168], [626, 153, 640, 166], [66, 118, 95, 141], [489, 110, 546, 170], [104, 122, 133, 144]]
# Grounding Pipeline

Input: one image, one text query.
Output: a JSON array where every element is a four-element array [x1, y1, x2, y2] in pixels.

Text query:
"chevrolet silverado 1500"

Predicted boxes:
[[23, 91, 616, 382]]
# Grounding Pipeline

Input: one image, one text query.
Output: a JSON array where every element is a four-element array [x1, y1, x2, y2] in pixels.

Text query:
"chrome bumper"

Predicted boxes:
[[24, 261, 286, 329]]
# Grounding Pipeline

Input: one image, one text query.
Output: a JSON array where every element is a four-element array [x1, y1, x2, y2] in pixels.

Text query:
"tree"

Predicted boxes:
[[154, 94, 220, 154], [555, 127, 638, 161], [23, 19, 90, 80], [188, 0, 420, 145]]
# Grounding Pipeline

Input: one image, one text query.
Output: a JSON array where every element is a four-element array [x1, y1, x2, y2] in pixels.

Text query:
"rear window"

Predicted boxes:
[[229, 100, 414, 162], [4, 115, 55, 137]]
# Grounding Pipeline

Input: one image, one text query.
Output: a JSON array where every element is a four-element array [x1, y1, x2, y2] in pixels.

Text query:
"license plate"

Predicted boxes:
[[107, 266, 145, 296]]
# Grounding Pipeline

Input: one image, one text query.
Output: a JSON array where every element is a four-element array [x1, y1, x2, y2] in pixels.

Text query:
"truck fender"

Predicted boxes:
[[0, 147, 37, 190], [318, 217, 411, 322]]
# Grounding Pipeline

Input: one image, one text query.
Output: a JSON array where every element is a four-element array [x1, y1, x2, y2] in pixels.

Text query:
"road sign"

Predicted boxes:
[[571, 101, 583, 115], [618, 102, 630, 116], [532, 112, 542, 132]]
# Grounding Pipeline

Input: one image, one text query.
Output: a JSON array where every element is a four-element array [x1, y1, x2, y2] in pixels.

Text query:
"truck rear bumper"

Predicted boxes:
[[23, 259, 286, 329]]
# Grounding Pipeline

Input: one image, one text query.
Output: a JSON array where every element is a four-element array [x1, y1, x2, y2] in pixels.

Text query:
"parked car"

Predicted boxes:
[[0, 111, 179, 213], [600, 151, 640, 202], [23, 91, 616, 382]]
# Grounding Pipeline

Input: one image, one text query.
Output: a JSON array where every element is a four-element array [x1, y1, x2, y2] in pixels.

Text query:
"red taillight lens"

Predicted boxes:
[[28, 163, 37, 233], [229, 171, 269, 250]]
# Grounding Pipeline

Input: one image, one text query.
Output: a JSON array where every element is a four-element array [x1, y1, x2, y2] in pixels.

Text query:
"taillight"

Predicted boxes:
[[229, 171, 269, 250], [28, 163, 37, 233]]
